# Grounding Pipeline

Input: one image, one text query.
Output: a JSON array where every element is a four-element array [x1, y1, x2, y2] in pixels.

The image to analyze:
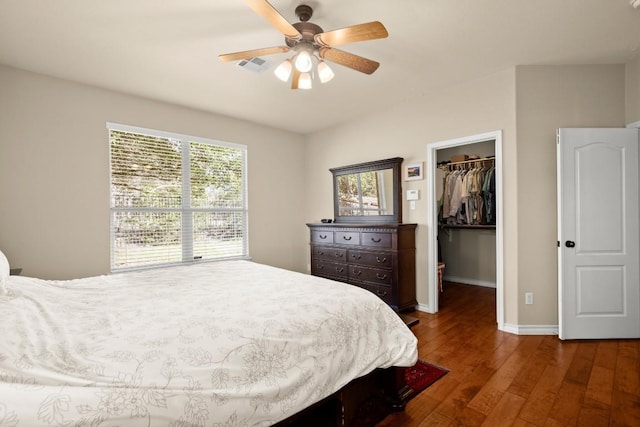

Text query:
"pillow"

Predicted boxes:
[[0, 248, 9, 294]]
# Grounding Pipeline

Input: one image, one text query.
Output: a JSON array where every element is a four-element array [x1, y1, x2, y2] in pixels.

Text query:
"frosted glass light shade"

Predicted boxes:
[[317, 61, 335, 83], [294, 51, 313, 73], [274, 59, 292, 82], [299, 72, 312, 89]]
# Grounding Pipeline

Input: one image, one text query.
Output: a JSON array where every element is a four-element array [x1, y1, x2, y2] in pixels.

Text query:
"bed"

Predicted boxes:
[[0, 253, 417, 426]]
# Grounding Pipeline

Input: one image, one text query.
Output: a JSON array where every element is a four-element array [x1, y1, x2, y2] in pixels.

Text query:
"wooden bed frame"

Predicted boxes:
[[275, 366, 410, 427]]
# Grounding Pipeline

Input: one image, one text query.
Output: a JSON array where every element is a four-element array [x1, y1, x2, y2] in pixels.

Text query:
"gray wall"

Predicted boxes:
[[304, 68, 519, 318], [304, 64, 628, 328], [1, 60, 636, 330], [626, 55, 640, 125], [514, 64, 626, 325], [0, 65, 306, 279]]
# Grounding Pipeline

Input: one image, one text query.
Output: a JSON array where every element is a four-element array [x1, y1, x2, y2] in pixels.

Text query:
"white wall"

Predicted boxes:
[[304, 68, 518, 321], [0, 65, 306, 279]]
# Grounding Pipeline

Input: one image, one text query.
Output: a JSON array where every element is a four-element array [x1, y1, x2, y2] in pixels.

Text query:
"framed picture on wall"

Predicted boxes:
[[404, 162, 424, 181]]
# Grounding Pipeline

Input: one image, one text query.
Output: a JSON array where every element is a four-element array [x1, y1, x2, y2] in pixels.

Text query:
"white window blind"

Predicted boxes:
[[108, 123, 248, 271]]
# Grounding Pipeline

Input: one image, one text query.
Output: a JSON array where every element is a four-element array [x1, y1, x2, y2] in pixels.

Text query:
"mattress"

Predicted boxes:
[[0, 260, 417, 426]]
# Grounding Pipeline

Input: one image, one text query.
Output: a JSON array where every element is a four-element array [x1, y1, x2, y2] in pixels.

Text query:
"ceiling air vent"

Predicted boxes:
[[236, 57, 272, 74]]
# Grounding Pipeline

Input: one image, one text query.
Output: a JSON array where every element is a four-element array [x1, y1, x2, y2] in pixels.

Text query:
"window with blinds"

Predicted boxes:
[[108, 123, 248, 271]]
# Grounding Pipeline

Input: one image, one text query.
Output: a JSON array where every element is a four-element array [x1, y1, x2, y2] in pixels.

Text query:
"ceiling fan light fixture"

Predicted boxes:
[[299, 72, 313, 89], [219, 2, 388, 90], [294, 49, 313, 73], [317, 60, 335, 83], [274, 59, 292, 82]]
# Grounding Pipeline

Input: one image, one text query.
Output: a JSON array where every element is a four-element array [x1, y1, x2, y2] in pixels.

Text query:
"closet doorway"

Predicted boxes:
[[425, 130, 504, 330]]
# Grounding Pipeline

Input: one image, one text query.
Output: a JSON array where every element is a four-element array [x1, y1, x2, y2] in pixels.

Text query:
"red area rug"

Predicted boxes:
[[405, 359, 449, 400]]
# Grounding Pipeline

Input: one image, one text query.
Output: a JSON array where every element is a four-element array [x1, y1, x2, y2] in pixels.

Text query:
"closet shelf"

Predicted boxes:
[[440, 224, 496, 230]]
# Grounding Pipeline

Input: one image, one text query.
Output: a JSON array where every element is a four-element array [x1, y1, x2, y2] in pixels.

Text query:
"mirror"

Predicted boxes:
[[331, 157, 403, 224]]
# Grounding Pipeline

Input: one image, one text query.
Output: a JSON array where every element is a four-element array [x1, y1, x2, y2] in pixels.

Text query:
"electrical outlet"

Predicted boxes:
[[525, 292, 533, 305]]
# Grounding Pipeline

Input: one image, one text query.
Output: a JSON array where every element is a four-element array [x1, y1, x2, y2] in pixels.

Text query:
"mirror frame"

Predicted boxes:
[[330, 157, 403, 224]]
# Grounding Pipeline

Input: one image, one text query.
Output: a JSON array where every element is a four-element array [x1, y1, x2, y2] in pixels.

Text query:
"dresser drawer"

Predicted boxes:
[[335, 231, 360, 245], [349, 265, 392, 285], [311, 231, 334, 244], [357, 282, 393, 305], [312, 246, 347, 262], [312, 260, 348, 280], [361, 232, 392, 248], [308, 222, 417, 313], [348, 250, 392, 268]]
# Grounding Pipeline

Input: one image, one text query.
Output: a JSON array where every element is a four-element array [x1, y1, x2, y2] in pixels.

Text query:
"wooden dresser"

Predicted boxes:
[[307, 223, 417, 312]]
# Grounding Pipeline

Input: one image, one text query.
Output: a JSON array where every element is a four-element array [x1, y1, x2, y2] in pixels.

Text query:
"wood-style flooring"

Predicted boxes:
[[378, 282, 640, 427]]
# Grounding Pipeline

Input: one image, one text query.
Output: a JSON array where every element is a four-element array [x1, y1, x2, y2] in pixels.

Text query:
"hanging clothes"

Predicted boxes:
[[439, 158, 495, 226]]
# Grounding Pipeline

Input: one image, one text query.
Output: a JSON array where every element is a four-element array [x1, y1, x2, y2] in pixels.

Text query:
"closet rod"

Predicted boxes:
[[440, 156, 494, 169]]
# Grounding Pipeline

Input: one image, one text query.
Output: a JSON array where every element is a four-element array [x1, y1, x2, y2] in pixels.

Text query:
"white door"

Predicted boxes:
[[557, 128, 640, 339]]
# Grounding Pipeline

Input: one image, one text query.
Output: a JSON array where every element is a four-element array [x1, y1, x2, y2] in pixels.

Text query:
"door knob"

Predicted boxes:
[[565, 241, 575, 248]]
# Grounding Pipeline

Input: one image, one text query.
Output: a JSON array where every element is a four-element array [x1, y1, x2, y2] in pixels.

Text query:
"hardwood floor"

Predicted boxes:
[[378, 282, 640, 427]]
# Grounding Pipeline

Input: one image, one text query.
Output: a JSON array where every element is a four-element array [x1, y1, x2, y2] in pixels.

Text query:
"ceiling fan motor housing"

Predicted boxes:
[[286, 5, 322, 49], [295, 5, 313, 21], [286, 21, 324, 47]]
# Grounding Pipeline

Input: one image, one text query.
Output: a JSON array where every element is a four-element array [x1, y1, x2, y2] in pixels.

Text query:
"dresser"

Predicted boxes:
[[307, 223, 417, 312]]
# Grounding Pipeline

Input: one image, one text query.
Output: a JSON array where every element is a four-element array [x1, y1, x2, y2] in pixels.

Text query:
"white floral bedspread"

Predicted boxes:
[[0, 260, 417, 426]]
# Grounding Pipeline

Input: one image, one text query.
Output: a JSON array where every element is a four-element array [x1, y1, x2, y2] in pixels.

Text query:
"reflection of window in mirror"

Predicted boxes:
[[331, 157, 403, 224], [337, 169, 394, 216]]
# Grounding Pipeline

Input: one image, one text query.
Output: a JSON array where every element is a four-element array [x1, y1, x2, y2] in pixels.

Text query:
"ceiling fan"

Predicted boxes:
[[218, 0, 388, 89]]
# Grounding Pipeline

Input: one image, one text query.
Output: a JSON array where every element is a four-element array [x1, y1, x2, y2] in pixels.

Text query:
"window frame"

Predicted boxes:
[[107, 122, 249, 272]]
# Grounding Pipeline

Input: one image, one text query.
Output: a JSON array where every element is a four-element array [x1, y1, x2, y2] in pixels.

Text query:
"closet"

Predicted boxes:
[[439, 157, 496, 227], [436, 141, 497, 291]]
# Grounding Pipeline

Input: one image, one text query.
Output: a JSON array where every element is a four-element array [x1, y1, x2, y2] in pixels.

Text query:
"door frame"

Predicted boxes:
[[425, 130, 504, 330]]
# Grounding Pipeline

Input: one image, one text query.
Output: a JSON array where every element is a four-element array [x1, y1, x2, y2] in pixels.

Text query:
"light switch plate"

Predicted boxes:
[[406, 189, 420, 200]]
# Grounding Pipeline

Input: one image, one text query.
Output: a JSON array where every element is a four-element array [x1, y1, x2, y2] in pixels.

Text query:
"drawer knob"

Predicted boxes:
[[316, 264, 325, 270], [352, 254, 361, 260], [353, 269, 362, 276], [342, 235, 352, 241], [317, 250, 324, 255], [336, 267, 344, 273], [371, 237, 382, 243], [376, 273, 387, 280], [376, 289, 388, 297], [319, 234, 328, 239], [376, 257, 387, 263], [335, 252, 344, 258]]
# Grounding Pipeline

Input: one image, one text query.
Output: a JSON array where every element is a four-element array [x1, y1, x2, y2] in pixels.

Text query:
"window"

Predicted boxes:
[[108, 123, 248, 271]]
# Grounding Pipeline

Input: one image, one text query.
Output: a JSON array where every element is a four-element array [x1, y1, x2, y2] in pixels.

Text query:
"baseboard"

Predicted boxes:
[[417, 307, 559, 336], [501, 323, 559, 335], [443, 275, 496, 288], [416, 303, 433, 314]]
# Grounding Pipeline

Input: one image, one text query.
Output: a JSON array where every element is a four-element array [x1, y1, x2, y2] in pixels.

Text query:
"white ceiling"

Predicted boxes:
[[1, 0, 639, 134]]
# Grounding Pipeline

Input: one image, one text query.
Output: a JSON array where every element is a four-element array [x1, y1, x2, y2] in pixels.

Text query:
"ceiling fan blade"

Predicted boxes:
[[291, 68, 301, 90], [319, 47, 380, 75], [244, 0, 301, 40], [218, 46, 290, 62], [314, 21, 388, 47]]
